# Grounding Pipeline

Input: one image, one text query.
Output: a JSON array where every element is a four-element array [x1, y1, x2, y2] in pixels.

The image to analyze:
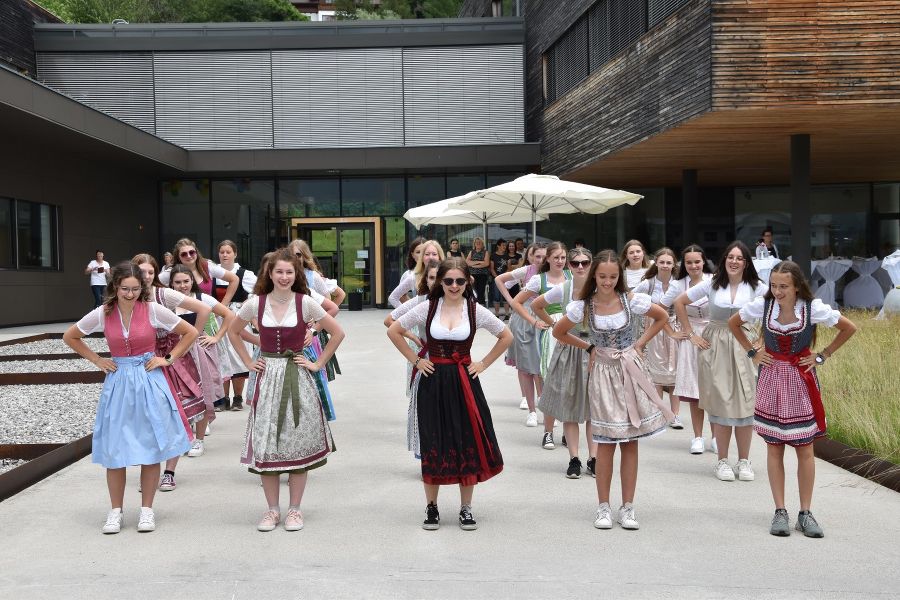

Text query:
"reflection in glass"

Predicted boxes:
[[0, 198, 13, 268], [342, 177, 403, 216], [211, 179, 276, 273], [279, 179, 340, 218], [16, 200, 58, 269], [161, 179, 211, 260]]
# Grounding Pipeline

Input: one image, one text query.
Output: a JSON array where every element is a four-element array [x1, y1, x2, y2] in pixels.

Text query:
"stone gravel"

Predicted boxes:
[[0, 459, 26, 475], [0, 359, 96, 373], [0, 384, 101, 444], [0, 338, 108, 356]]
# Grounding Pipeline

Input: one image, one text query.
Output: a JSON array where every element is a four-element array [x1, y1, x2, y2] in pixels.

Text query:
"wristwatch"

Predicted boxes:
[[585, 344, 596, 355], [164, 353, 174, 365], [746, 348, 757, 359], [814, 353, 826, 365]]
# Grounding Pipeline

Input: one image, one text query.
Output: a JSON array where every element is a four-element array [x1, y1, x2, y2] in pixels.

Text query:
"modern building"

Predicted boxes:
[[462, 0, 900, 271]]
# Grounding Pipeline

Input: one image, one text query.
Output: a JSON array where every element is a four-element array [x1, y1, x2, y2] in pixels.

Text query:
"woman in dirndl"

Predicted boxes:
[[388, 257, 512, 531], [661, 244, 714, 455], [534, 246, 596, 478], [553, 250, 674, 531], [215, 239, 257, 411], [633, 247, 682, 428], [63, 263, 196, 534], [509, 241, 571, 446], [729, 261, 856, 538], [495, 243, 547, 425], [673, 241, 766, 483], [228, 249, 345, 533]]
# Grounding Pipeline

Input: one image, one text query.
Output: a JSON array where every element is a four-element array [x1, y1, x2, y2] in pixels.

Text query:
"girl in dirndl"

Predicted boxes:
[[63, 263, 196, 534], [729, 261, 856, 538], [388, 236, 427, 308], [660, 244, 714, 455], [633, 247, 683, 428], [673, 241, 766, 483], [510, 242, 571, 446], [215, 239, 257, 411], [228, 249, 345, 533], [534, 246, 597, 478], [553, 250, 674, 531], [388, 257, 512, 531]]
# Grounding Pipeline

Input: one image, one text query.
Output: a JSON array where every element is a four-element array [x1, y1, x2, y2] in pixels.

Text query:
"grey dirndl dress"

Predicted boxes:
[[506, 298, 542, 375], [538, 280, 591, 423]]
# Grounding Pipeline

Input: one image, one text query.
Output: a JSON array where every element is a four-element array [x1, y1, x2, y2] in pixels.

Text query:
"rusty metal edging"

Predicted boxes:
[[0, 435, 92, 503], [814, 437, 900, 493], [0, 372, 105, 385]]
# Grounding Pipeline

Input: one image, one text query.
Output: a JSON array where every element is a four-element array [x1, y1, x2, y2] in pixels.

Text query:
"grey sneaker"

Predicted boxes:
[[796, 511, 824, 538], [769, 508, 790, 537]]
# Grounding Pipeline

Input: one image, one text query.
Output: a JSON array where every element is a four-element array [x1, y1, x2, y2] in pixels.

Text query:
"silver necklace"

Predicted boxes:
[[271, 294, 292, 304]]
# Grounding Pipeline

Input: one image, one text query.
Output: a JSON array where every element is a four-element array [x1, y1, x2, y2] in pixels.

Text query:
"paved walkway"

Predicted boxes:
[[1, 312, 898, 599]]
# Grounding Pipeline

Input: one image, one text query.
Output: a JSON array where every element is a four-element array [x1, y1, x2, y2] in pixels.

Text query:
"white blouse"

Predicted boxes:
[[77, 303, 181, 336], [739, 297, 841, 329], [633, 277, 682, 304], [504, 266, 531, 289], [397, 298, 506, 340], [150, 287, 187, 312], [661, 274, 712, 308], [685, 279, 767, 308], [625, 268, 648, 290], [215, 262, 257, 294], [175, 292, 219, 315], [388, 270, 417, 308], [541, 283, 566, 305], [238, 294, 326, 328], [565, 293, 652, 330], [307, 270, 331, 296], [390, 294, 426, 320], [158, 260, 226, 286], [523, 273, 567, 295]]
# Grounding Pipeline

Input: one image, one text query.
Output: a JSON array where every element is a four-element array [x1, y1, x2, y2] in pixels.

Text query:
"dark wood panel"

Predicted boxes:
[[0, 0, 62, 77]]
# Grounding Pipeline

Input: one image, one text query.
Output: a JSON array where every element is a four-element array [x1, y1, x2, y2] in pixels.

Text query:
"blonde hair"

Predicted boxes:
[[413, 240, 445, 276]]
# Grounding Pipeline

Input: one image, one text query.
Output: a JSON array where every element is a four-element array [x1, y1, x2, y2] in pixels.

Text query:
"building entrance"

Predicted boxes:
[[292, 217, 384, 308]]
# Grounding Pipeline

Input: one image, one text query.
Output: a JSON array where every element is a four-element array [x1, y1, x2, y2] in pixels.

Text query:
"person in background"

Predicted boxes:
[[86, 250, 111, 308], [762, 228, 780, 260], [163, 252, 175, 269], [515, 238, 526, 260], [489, 239, 510, 318], [466, 237, 491, 307], [447, 239, 464, 258]]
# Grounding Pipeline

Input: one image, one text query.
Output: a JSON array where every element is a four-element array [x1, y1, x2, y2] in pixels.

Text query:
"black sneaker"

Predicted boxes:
[[566, 456, 582, 479], [541, 431, 555, 450], [423, 503, 440, 530], [561, 434, 567, 447], [586, 457, 596, 478], [213, 399, 225, 413], [231, 396, 244, 411], [458, 505, 477, 530]]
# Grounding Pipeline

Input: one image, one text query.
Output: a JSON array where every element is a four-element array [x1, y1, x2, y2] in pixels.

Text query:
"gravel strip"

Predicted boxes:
[[0, 338, 108, 356], [0, 459, 27, 475], [0, 359, 97, 373], [0, 384, 101, 444]]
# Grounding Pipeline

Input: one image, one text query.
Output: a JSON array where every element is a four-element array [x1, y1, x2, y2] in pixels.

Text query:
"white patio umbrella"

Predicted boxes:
[[403, 196, 547, 241], [447, 173, 643, 239]]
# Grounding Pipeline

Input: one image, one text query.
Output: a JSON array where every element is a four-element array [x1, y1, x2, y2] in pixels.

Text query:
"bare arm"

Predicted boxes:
[[530, 294, 553, 326], [176, 295, 213, 335], [296, 314, 345, 372], [494, 271, 517, 304], [200, 302, 235, 347], [330, 285, 346, 306], [634, 303, 667, 354], [388, 319, 435, 376], [218, 270, 240, 306], [321, 297, 339, 318], [674, 291, 710, 350], [509, 289, 546, 329]]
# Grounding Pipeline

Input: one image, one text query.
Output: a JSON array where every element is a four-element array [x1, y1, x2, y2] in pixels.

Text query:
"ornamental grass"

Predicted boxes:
[[815, 310, 900, 465]]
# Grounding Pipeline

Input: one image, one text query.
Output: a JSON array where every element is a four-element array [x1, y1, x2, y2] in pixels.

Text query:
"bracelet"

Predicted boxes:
[[687, 331, 696, 338], [413, 357, 421, 367], [585, 343, 595, 354]]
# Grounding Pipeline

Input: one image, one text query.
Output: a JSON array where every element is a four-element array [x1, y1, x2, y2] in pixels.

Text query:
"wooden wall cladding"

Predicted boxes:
[[712, 0, 900, 107], [0, 0, 61, 78], [538, 0, 712, 177]]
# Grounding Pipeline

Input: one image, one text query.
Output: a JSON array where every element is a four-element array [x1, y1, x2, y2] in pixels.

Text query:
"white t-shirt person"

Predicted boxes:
[[86, 255, 111, 286]]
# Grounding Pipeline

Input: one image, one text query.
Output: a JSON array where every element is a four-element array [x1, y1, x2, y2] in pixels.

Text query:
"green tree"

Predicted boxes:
[[34, 0, 308, 23], [335, 0, 461, 20]]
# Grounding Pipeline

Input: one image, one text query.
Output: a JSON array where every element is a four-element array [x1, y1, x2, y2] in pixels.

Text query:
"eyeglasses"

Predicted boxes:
[[442, 277, 467, 287], [118, 286, 142, 294], [179, 249, 197, 258], [569, 260, 591, 268]]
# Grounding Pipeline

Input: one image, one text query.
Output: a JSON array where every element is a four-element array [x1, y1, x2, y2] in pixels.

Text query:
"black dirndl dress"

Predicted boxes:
[[415, 298, 503, 486]]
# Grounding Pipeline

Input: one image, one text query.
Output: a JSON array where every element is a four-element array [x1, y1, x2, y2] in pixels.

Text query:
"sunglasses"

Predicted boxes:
[[569, 259, 591, 268], [442, 277, 467, 287], [294, 252, 303, 257], [179, 249, 197, 258]]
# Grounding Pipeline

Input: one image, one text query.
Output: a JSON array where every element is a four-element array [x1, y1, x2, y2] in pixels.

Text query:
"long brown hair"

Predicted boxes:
[[103, 262, 150, 314], [406, 237, 426, 271], [168, 264, 200, 296], [540, 241, 568, 273], [427, 257, 475, 302], [131, 253, 163, 288], [764, 260, 817, 344], [642, 247, 678, 281], [253, 248, 310, 296], [711, 241, 760, 290], [172, 237, 210, 283], [675, 244, 713, 280], [416, 259, 440, 296], [577, 249, 627, 300], [619, 239, 650, 269]]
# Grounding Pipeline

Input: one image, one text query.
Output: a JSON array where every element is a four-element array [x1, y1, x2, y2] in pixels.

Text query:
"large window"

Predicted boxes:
[[0, 198, 60, 270], [342, 177, 404, 216], [161, 179, 211, 258], [211, 179, 276, 273]]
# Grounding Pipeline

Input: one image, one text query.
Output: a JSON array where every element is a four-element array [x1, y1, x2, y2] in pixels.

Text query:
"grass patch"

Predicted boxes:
[[815, 310, 900, 465]]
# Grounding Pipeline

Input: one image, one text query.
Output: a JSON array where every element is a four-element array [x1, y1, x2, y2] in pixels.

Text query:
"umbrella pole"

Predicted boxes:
[[532, 207, 537, 242], [482, 216, 488, 246]]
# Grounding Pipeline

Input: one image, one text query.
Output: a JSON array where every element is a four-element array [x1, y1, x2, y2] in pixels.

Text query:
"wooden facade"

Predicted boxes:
[[532, 0, 900, 188], [0, 0, 60, 78]]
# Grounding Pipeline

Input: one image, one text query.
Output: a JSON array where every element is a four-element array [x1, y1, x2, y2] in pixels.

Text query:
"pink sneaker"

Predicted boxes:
[[284, 508, 304, 531], [257, 510, 280, 532]]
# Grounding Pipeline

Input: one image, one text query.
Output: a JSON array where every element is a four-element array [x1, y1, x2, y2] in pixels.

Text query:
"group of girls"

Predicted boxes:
[[386, 236, 856, 538], [64, 239, 348, 535]]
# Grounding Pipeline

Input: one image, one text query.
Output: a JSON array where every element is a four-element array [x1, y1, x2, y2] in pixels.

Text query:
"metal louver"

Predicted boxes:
[[36, 52, 155, 133], [649, 0, 691, 28], [403, 45, 524, 146], [272, 48, 403, 149], [153, 51, 273, 150]]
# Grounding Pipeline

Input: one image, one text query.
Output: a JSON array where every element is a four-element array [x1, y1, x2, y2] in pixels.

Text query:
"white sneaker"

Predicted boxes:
[[102, 509, 123, 534], [715, 459, 736, 481], [593, 503, 612, 529], [735, 458, 755, 481], [709, 438, 719, 454], [617, 504, 640, 530], [137, 507, 156, 532], [519, 397, 528, 410], [187, 439, 204, 457], [525, 412, 538, 427], [690, 437, 705, 454], [669, 416, 684, 429]]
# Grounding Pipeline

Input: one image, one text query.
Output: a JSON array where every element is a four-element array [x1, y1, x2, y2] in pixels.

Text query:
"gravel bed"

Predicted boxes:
[[0, 359, 97, 373], [0, 459, 27, 475], [0, 384, 101, 444], [0, 338, 108, 356]]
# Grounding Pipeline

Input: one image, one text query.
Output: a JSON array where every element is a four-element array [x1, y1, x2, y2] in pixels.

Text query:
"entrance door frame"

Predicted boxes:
[[290, 216, 384, 306]]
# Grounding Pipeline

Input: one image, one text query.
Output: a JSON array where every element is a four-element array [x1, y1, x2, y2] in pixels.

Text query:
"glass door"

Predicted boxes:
[[297, 223, 375, 307]]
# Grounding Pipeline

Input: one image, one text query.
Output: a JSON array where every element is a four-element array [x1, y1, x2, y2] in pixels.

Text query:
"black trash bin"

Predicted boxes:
[[348, 292, 363, 311]]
